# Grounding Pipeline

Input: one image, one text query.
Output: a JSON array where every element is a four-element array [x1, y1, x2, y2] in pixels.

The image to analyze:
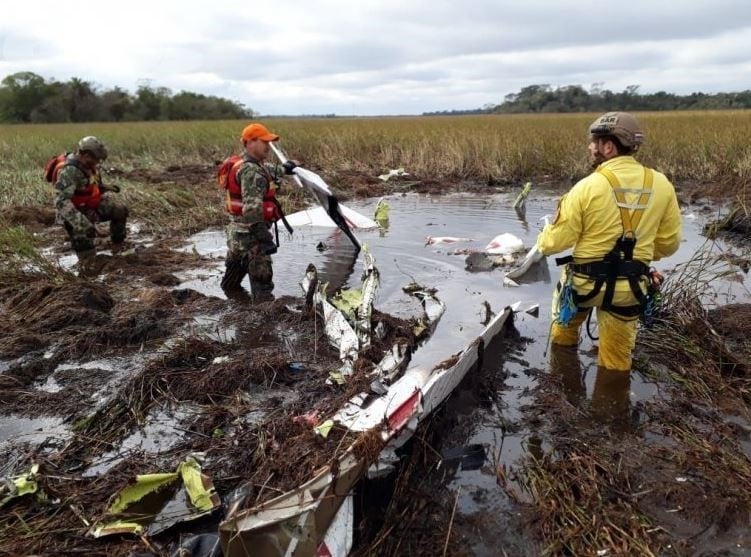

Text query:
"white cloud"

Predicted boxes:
[[1, 0, 750, 114]]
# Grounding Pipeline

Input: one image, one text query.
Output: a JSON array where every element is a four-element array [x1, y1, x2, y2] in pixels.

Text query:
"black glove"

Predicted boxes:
[[282, 161, 297, 175], [260, 237, 278, 255]]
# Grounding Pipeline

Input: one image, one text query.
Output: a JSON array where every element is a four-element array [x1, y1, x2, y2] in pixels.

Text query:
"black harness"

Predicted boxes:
[[556, 165, 654, 319]]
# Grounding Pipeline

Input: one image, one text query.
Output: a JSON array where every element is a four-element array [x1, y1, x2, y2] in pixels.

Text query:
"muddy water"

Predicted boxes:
[[2, 193, 747, 551], [178, 193, 751, 553]]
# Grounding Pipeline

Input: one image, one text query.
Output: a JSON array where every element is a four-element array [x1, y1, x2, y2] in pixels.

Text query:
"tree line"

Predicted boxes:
[[0, 72, 253, 123], [424, 84, 751, 115]]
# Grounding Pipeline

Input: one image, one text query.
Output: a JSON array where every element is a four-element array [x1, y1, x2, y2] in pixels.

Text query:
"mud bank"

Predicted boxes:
[[1, 186, 749, 555]]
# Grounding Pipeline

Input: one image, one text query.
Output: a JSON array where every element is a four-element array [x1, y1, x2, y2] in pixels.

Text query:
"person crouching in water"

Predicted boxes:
[[51, 136, 129, 271], [219, 123, 296, 299]]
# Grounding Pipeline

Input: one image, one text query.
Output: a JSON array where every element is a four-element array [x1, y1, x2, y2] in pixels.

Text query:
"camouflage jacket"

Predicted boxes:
[[53, 155, 99, 211], [232, 155, 284, 225]]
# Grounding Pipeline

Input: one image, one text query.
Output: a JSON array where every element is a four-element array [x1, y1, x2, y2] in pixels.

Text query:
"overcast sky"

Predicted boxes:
[[1, 0, 750, 115]]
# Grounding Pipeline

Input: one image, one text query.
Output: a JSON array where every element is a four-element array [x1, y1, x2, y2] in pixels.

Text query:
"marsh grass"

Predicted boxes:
[[1, 111, 749, 211]]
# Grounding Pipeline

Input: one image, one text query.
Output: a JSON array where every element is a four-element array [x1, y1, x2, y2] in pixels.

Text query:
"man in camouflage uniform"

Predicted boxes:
[[220, 123, 295, 298], [54, 136, 129, 267]]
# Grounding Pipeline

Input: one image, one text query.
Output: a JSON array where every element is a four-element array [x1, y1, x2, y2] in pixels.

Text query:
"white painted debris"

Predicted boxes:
[[357, 251, 379, 348], [503, 276, 520, 287], [220, 306, 514, 557], [220, 452, 363, 557], [270, 143, 371, 252], [485, 233, 525, 255], [378, 168, 409, 181], [212, 356, 230, 365], [301, 249, 382, 378], [320, 296, 359, 375], [333, 308, 511, 433], [510, 301, 522, 312], [505, 245, 545, 279], [372, 344, 409, 383], [425, 236, 473, 246], [320, 495, 354, 557], [285, 205, 379, 229]]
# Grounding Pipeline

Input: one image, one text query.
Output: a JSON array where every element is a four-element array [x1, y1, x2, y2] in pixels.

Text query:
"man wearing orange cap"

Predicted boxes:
[[219, 123, 295, 298]]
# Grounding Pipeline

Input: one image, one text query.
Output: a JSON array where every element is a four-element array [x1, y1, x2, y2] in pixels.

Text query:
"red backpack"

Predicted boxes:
[[43, 154, 69, 183], [217, 155, 283, 223], [43, 153, 101, 210]]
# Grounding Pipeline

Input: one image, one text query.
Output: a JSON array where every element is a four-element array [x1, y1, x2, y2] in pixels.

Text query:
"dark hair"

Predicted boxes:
[[595, 135, 634, 156]]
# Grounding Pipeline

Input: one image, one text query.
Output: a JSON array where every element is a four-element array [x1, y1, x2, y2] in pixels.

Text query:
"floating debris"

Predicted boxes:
[[378, 168, 409, 181], [485, 233, 525, 255], [425, 236, 474, 246]]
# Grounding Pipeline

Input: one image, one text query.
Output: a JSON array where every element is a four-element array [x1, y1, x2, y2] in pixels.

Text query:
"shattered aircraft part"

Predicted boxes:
[[485, 232, 525, 255], [371, 343, 410, 383], [378, 168, 409, 181], [333, 308, 512, 432], [220, 308, 513, 556], [302, 252, 383, 377], [220, 453, 363, 557], [320, 295, 358, 374], [503, 276, 520, 287], [320, 494, 354, 557], [271, 142, 374, 251], [425, 236, 473, 246], [356, 251, 379, 348], [90, 457, 220, 538], [284, 205, 379, 230], [512, 181, 533, 210], [505, 244, 545, 280]]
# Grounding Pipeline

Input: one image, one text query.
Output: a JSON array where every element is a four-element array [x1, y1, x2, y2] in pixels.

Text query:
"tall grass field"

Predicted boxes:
[[1, 111, 749, 210]]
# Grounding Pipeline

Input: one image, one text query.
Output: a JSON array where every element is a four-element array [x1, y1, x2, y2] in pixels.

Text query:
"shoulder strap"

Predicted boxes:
[[242, 155, 275, 186], [64, 157, 91, 177], [597, 166, 654, 237], [231, 157, 245, 177]]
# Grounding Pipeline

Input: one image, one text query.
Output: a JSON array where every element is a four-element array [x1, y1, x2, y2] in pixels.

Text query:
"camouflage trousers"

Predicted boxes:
[[58, 195, 129, 253], [221, 221, 275, 292]]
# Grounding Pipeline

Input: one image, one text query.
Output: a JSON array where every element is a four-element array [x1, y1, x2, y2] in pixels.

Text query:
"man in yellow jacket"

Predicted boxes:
[[537, 112, 682, 371]]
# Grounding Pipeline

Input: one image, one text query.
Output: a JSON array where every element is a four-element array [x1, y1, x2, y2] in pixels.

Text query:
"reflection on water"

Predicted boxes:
[[591, 368, 632, 433], [172, 193, 747, 550], [549, 343, 636, 434], [549, 344, 587, 408]]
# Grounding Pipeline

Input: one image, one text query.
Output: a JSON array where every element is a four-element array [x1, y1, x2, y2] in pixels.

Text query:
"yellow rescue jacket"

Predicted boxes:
[[537, 156, 682, 312]]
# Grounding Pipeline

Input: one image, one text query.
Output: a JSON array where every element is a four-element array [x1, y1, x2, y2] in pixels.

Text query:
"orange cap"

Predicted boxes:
[[241, 123, 280, 143]]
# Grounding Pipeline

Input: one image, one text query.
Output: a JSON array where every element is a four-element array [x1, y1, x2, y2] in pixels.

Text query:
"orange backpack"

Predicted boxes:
[[217, 155, 284, 223], [44, 153, 101, 210], [217, 155, 245, 216], [44, 154, 69, 183]]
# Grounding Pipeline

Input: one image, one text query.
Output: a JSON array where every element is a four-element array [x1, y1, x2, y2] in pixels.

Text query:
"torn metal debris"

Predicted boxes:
[[218, 306, 512, 555], [89, 456, 220, 538], [0, 463, 43, 508]]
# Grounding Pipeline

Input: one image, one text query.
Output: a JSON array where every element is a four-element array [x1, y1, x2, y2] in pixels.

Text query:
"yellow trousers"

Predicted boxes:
[[551, 308, 638, 371]]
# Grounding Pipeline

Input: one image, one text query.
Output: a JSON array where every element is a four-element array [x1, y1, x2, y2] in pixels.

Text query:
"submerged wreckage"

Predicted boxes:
[[1, 165, 538, 555], [219, 250, 512, 556]]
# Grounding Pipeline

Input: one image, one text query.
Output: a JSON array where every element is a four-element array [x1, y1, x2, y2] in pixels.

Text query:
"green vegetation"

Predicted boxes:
[[0, 111, 748, 235], [0, 72, 252, 123], [425, 84, 751, 115], [2, 110, 750, 193]]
